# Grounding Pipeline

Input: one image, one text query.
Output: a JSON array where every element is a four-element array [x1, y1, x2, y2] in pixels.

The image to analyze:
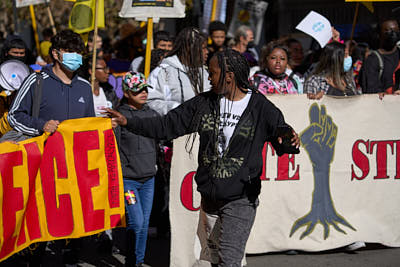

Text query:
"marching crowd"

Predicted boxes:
[[0, 16, 399, 267]]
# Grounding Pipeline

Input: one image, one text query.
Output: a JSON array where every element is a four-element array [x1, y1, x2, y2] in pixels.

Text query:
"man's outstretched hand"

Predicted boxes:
[[277, 129, 300, 149], [103, 108, 127, 128]]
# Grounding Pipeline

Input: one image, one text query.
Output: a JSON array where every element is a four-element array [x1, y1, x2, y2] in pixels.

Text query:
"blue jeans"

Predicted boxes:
[[123, 178, 155, 264]]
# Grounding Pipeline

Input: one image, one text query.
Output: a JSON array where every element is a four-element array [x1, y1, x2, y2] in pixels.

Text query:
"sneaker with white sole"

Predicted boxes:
[[346, 241, 366, 251]]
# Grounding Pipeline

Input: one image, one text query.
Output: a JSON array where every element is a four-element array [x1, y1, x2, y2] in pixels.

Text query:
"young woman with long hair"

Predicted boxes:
[[147, 27, 210, 115], [305, 42, 360, 99]]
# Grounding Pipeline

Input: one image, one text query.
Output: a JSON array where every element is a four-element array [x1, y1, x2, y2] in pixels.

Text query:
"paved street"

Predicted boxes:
[[246, 245, 400, 267], [2, 233, 399, 267]]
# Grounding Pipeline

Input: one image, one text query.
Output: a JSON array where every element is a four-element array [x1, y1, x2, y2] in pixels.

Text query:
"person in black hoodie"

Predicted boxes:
[[116, 71, 158, 267], [107, 49, 300, 267]]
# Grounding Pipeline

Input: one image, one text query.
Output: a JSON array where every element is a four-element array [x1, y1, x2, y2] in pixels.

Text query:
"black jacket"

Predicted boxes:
[[117, 103, 158, 182], [126, 91, 292, 201]]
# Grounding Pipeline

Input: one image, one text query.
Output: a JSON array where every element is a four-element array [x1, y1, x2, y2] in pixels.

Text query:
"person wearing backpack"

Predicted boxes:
[[8, 30, 95, 138], [6, 29, 95, 266], [360, 19, 400, 95]]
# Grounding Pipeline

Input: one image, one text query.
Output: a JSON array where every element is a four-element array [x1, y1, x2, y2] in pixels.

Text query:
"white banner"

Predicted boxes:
[[170, 95, 400, 267], [119, 0, 185, 20], [16, 0, 47, 8]]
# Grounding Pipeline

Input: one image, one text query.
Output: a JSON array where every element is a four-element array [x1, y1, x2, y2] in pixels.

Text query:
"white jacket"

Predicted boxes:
[[147, 55, 211, 115]]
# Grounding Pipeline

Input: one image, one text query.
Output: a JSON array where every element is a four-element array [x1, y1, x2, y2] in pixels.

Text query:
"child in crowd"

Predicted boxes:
[[116, 71, 158, 267]]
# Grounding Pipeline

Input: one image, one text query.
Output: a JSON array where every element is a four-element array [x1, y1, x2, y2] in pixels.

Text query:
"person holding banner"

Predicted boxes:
[[305, 42, 360, 99], [8, 30, 95, 137], [5, 29, 95, 265], [106, 48, 300, 267]]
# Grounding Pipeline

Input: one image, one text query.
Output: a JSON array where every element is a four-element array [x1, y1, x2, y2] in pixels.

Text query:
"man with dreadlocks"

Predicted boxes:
[[107, 49, 300, 267]]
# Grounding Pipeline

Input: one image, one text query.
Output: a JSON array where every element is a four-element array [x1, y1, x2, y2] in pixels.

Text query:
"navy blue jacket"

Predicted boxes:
[[8, 65, 95, 136]]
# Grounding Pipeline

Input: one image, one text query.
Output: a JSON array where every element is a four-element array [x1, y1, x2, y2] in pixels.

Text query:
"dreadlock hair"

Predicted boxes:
[[166, 27, 206, 95], [214, 48, 254, 93], [184, 49, 254, 155]]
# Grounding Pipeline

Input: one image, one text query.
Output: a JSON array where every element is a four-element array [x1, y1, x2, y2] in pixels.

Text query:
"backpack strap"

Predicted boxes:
[[31, 72, 43, 119], [288, 71, 298, 90], [371, 50, 384, 81]]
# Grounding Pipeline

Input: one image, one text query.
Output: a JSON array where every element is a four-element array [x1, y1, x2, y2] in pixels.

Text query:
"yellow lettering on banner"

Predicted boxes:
[[0, 117, 125, 262]]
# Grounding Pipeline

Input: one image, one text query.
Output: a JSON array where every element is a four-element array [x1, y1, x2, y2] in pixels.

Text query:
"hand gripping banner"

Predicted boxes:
[[0, 117, 125, 262]]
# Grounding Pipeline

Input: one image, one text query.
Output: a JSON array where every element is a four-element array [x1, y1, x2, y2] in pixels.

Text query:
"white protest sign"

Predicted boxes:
[[16, 0, 47, 8], [296, 11, 332, 48], [119, 0, 185, 19]]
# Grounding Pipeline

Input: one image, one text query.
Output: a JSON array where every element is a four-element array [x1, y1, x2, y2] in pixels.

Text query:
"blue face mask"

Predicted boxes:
[[60, 52, 82, 72], [343, 56, 352, 72]]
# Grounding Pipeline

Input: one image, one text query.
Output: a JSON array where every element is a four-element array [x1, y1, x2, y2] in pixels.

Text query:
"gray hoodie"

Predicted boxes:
[[147, 55, 211, 115]]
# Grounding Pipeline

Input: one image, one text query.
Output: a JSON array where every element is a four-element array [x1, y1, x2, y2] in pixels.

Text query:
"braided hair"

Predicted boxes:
[[214, 48, 254, 94], [166, 27, 206, 95], [185, 49, 254, 155]]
